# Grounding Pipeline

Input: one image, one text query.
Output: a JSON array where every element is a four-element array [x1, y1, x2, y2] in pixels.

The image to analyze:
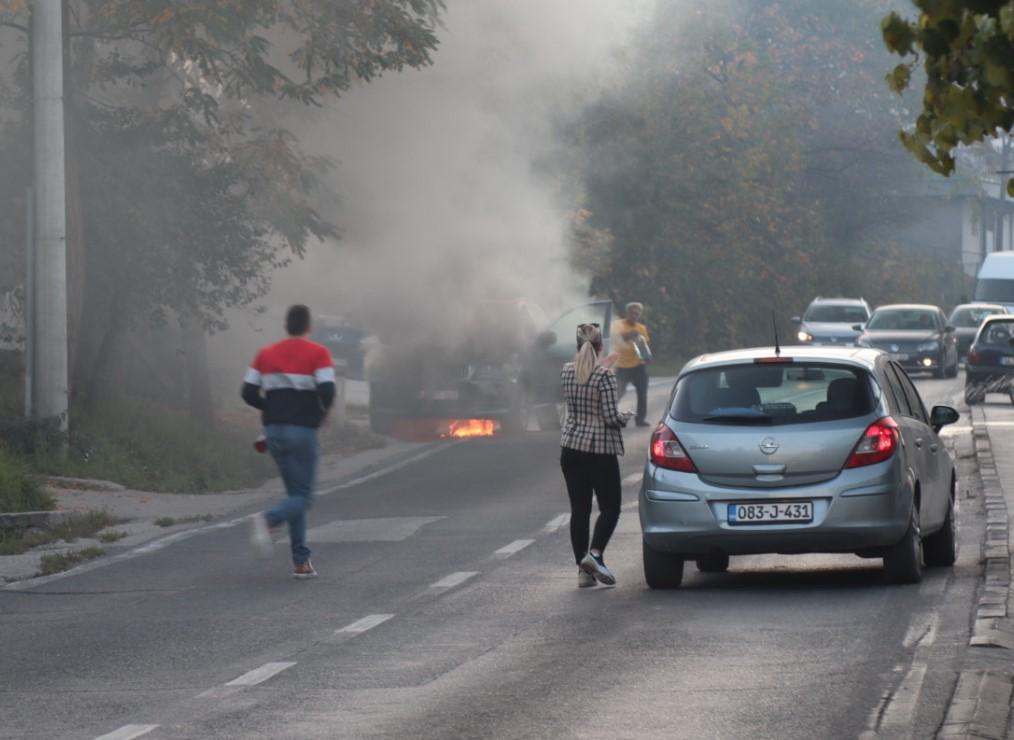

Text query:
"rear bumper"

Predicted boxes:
[[639, 460, 910, 556]]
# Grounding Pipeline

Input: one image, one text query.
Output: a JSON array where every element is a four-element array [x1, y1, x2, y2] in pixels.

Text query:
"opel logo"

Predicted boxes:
[[759, 437, 780, 455], [890, 344, 899, 352]]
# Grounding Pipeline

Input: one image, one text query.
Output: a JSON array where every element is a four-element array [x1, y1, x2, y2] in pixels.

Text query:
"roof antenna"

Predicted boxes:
[[772, 310, 781, 356]]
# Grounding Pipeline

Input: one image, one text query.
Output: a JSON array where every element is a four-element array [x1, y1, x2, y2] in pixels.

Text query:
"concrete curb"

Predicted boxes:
[[0, 510, 80, 533], [967, 406, 1014, 648], [937, 670, 1013, 739]]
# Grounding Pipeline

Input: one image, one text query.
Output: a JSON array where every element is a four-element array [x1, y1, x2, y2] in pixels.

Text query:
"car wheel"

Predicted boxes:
[[923, 490, 957, 567], [965, 386, 984, 405], [696, 553, 730, 573], [883, 504, 923, 584], [643, 539, 685, 589]]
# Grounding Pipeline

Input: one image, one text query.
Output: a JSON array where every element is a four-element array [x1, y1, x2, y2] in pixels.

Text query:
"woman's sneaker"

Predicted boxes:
[[578, 569, 597, 588], [293, 561, 317, 579], [580, 552, 616, 586]]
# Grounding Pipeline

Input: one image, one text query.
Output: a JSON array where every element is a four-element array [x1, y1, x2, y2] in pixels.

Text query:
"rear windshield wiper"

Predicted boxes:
[[700, 413, 774, 424]]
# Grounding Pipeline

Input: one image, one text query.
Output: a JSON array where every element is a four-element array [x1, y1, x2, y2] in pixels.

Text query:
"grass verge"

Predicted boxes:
[[154, 514, 214, 527], [0, 449, 54, 513], [39, 546, 104, 576], [0, 510, 124, 556]]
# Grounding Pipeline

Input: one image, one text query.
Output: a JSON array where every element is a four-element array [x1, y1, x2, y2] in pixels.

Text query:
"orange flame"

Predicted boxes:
[[446, 419, 497, 438]]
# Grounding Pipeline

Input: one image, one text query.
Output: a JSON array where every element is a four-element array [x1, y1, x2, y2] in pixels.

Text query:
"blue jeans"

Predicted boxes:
[[263, 424, 319, 565]]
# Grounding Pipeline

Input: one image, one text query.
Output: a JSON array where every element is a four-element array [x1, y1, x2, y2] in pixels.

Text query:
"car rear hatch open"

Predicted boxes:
[[666, 360, 879, 488]]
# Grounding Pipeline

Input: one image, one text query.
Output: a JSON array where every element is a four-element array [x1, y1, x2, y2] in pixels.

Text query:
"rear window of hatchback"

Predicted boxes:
[[670, 363, 878, 426]]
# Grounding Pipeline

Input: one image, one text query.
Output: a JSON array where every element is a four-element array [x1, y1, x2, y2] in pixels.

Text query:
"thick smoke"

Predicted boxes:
[[254, 0, 650, 346]]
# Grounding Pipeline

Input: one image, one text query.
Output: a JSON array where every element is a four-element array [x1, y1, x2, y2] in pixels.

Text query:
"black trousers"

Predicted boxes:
[[615, 364, 648, 423], [560, 447, 621, 565]]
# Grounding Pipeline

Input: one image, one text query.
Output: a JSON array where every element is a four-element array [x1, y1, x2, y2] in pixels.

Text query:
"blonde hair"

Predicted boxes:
[[574, 323, 603, 385]]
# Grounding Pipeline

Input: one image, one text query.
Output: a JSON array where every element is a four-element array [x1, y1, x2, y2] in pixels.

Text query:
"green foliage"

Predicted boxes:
[[883, 2, 1014, 175], [567, 0, 962, 358], [0, 511, 120, 555], [0, 449, 53, 513]]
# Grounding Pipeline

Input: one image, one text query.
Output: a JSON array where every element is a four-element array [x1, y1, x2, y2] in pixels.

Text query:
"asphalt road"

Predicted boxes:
[[0, 373, 983, 740]]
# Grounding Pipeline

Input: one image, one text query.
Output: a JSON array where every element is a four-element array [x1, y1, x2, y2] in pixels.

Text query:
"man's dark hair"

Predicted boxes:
[[286, 304, 311, 336]]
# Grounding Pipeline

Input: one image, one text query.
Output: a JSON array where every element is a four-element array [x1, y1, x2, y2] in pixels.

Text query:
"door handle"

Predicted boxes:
[[914, 438, 923, 448]]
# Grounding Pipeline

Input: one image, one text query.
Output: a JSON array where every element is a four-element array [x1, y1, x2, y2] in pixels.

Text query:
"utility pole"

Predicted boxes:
[[31, 0, 69, 433]]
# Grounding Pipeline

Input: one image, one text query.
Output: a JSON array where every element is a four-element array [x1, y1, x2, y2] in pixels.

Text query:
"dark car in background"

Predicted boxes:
[[947, 303, 1007, 358], [965, 314, 1014, 405], [792, 297, 871, 346], [856, 304, 958, 378]]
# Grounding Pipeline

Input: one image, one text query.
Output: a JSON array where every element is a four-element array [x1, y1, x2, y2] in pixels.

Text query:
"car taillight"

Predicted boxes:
[[845, 417, 899, 469], [650, 423, 697, 472], [967, 349, 981, 365]]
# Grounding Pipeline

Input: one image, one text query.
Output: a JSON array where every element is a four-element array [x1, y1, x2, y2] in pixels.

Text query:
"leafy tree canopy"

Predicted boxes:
[[883, 1, 1014, 187]]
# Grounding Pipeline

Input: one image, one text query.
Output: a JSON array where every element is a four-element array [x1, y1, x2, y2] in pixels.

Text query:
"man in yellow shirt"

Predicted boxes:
[[611, 302, 651, 427]]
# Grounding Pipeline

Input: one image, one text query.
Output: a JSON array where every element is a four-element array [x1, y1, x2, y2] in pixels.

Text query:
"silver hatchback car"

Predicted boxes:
[[639, 347, 960, 588]]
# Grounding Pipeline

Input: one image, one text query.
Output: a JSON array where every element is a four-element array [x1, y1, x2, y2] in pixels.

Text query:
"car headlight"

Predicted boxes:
[[917, 340, 940, 352], [797, 331, 813, 343]]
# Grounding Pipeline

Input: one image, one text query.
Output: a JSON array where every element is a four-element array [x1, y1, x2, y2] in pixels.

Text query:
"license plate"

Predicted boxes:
[[1003, 357, 1014, 366], [890, 353, 909, 361], [728, 501, 813, 525]]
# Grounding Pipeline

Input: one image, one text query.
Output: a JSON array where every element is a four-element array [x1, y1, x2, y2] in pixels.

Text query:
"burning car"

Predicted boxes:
[[366, 299, 614, 434]]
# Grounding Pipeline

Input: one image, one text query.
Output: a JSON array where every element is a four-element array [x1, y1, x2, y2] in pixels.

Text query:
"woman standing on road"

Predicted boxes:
[[560, 323, 631, 588]]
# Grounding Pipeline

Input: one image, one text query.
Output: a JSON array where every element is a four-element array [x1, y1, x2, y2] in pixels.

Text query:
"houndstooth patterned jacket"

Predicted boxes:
[[560, 363, 627, 456]]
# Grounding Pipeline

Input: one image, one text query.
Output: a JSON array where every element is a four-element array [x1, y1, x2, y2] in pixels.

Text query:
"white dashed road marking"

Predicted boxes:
[[622, 472, 643, 486], [224, 661, 297, 687], [902, 613, 938, 649], [337, 614, 395, 634], [494, 539, 534, 558], [93, 726, 159, 740], [430, 571, 479, 589], [544, 513, 570, 532]]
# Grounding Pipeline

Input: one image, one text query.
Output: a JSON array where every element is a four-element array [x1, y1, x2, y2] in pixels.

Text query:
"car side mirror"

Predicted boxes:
[[536, 330, 557, 348], [930, 405, 959, 433], [851, 324, 864, 332], [944, 325, 956, 333], [791, 316, 801, 324]]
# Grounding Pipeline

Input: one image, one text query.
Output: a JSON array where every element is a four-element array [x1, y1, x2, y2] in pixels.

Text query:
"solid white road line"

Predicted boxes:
[[622, 472, 643, 486], [93, 726, 159, 740], [224, 661, 297, 687], [337, 614, 395, 634], [544, 513, 570, 532], [430, 571, 479, 589], [494, 539, 534, 558], [4, 440, 464, 592]]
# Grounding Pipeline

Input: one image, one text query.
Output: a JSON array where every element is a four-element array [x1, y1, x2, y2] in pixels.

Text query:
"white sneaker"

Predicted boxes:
[[250, 514, 273, 557], [580, 552, 616, 586], [578, 569, 597, 588]]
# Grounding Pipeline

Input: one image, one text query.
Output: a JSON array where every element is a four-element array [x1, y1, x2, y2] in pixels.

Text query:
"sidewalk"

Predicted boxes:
[[938, 401, 1014, 739], [0, 437, 432, 585]]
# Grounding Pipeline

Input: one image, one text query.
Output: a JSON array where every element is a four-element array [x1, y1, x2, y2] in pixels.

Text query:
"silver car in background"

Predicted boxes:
[[639, 347, 959, 588]]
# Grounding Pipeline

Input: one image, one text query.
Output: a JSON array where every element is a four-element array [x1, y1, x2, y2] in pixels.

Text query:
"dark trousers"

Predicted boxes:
[[615, 364, 648, 423], [560, 447, 621, 565]]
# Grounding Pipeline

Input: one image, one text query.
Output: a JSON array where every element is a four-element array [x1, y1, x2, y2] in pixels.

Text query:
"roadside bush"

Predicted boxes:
[[0, 449, 54, 513]]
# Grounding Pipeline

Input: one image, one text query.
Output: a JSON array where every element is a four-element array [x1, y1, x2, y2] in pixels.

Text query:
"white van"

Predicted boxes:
[[974, 252, 1014, 311]]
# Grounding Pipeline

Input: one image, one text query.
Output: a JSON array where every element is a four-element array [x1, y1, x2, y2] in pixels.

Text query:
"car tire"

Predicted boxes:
[[883, 505, 923, 584], [695, 553, 730, 573], [923, 491, 957, 568], [643, 539, 684, 589]]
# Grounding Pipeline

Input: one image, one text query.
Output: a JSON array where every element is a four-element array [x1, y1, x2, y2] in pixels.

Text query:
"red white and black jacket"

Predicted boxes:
[[241, 337, 336, 428]]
